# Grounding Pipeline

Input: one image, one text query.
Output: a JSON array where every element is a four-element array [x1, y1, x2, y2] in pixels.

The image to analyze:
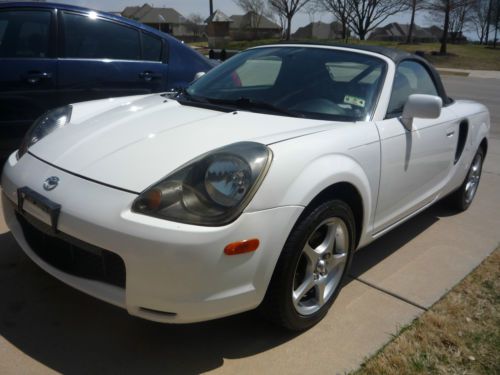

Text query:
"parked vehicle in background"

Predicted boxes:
[[0, 2, 213, 160]]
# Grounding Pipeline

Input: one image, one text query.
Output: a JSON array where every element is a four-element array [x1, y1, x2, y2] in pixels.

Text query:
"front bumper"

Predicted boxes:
[[2, 152, 303, 323]]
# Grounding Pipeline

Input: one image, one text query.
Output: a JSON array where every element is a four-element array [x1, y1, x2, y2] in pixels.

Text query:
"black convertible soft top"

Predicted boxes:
[[266, 42, 452, 105]]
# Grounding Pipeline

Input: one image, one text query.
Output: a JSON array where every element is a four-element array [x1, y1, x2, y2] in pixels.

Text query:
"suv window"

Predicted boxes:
[[0, 10, 51, 58], [142, 32, 162, 61], [0, 19, 7, 40], [387, 60, 439, 116], [62, 12, 140, 60]]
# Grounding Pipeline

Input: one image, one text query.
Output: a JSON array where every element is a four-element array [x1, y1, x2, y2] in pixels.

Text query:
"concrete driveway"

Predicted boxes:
[[0, 76, 499, 374]]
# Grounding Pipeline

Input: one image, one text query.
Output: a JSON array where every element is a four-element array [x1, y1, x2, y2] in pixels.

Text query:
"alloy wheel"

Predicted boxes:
[[292, 217, 349, 316]]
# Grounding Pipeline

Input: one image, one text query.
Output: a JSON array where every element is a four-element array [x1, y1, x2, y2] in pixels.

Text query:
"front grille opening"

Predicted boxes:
[[16, 212, 126, 288]]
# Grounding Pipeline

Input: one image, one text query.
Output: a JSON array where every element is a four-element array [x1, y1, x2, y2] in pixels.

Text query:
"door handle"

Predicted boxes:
[[24, 71, 52, 84], [446, 129, 455, 137], [139, 71, 162, 82]]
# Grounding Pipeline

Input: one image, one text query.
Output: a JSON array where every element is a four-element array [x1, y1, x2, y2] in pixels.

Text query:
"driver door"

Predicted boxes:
[[373, 60, 458, 233]]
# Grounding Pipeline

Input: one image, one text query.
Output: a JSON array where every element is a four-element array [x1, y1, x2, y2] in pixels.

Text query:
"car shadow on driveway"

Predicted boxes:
[[0, 202, 455, 374], [349, 202, 454, 278]]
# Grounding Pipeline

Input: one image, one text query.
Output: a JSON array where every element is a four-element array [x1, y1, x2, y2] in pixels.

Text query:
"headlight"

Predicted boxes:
[[17, 105, 72, 159], [132, 142, 272, 226]]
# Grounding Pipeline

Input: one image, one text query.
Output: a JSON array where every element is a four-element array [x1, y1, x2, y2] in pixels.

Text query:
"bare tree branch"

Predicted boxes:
[[268, 0, 312, 39], [341, 0, 408, 40], [317, 0, 351, 40]]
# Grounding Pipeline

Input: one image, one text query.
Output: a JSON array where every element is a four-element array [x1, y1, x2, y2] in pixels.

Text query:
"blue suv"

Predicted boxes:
[[0, 2, 213, 159]]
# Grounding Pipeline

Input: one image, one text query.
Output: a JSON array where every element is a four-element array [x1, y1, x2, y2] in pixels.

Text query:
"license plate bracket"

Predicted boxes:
[[17, 187, 61, 233]]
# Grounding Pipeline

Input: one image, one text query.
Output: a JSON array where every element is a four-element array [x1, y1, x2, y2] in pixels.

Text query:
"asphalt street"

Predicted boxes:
[[0, 76, 498, 374], [443, 76, 500, 139]]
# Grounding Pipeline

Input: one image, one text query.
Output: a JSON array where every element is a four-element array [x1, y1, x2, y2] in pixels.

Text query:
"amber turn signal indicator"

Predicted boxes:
[[224, 239, 260, 255]]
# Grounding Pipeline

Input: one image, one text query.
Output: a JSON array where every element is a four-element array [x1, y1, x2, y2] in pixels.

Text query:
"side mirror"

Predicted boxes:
[[193, 71, 206, 81], [401, 94, 442, 130]]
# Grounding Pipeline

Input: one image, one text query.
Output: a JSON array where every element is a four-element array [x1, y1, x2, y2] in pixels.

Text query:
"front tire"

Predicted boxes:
[[261, 200, 356, 331]]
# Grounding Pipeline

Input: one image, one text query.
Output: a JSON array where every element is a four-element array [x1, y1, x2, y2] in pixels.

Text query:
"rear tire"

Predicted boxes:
[[447, 147, 484, 211], [260, 200, 356, 331]]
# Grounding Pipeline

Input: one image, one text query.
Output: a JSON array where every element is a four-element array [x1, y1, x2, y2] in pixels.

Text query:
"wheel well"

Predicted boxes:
[[480, 138, 488, 156], [300, 182, 364, 247]]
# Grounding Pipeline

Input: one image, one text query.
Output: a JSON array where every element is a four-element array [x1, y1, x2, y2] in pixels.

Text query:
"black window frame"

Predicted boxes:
[[0, 7, 57, 59]]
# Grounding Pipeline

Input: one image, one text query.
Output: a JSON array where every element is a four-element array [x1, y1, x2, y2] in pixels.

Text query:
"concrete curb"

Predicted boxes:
[[437, 68, 500, 79]]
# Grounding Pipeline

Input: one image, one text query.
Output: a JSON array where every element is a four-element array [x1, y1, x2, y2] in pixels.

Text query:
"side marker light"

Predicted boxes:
[[224, 239, 260, 255]]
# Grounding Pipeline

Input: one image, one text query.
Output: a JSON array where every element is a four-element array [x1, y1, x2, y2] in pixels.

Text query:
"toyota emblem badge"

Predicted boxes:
[[43, 176, 59, 191]]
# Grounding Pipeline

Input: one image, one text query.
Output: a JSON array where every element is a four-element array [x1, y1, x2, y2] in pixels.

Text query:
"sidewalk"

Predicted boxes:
[[437, 68, 500, 79]]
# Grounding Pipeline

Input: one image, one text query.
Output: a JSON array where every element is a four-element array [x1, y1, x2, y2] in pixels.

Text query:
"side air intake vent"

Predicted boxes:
[[455, 120, 468, 164]]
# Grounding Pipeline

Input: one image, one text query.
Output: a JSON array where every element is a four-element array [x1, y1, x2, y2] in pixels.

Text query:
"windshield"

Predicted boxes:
[[185, 46, 387, 121]]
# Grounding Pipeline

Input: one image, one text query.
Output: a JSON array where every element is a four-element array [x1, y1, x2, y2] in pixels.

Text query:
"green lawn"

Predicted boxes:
[[352, 248, 500, 375], [191, 39, 500, 71]]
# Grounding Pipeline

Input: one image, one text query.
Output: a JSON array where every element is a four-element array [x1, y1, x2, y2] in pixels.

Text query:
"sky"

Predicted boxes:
[[43, 0, 475, 39]]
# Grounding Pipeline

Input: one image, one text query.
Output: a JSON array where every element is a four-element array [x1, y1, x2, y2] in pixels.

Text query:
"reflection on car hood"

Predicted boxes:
[[30, 94, 338, 193]]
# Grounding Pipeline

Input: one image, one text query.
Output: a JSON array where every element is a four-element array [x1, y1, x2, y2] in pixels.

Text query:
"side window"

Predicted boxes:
[[62, 12, 140, 60], [0, 18, 7, 41], [0, 10, 51, 58], [142, 32, 162, 61], [142, 33, 162, 61], [387, 61, 438, 116]]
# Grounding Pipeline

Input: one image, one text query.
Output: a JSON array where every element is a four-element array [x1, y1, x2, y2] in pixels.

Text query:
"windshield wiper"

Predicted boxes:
[[176, 89, 238, 113], [206, 97, 304, 118], [176, 88, 207, 103]]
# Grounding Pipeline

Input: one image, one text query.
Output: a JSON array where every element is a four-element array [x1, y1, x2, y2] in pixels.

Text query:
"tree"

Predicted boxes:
[[484, 0, 493, 43], [493, 0, 500, 47], [425, 0, 470, 54], [448, 0, 473, 43], [471, 0, 491, 43], [317, 0, 351, 41], [268, 0, 312, 40], [406, 0, 426, 43], [234, 0, 269, 29], [186, 14, 205, 37], [344, 0, 408, 40]]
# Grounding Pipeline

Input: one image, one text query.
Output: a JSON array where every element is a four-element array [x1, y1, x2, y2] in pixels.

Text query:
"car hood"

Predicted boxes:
[[29, 94, 336, 193]]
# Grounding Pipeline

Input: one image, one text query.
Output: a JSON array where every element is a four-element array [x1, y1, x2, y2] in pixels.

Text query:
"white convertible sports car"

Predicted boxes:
[[2, 44, 489, 330]]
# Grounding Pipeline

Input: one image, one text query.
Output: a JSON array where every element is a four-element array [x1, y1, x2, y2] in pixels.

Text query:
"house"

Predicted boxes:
[[368, 23, 437, 43], [229, 11, 281, 40], [425, 25, 468, 43], [121, 4, 191, 37], [292, 21, 347, 40]]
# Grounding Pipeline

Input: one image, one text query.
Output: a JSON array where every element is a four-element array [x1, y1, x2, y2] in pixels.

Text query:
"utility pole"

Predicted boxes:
[[209, 0, 214, 16]]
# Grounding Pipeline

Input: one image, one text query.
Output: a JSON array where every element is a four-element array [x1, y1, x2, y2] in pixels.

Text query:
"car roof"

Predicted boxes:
[[257, 41, 417, 63], [0, 2, 177, 42]]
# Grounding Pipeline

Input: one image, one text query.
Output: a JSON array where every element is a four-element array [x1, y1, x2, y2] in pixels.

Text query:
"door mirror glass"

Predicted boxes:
[[401, 94, 442, 130]]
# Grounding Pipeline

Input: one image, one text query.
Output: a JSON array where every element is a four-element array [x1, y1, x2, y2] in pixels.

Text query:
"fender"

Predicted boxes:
[[248, 125, 381, 248], [246, 151, 378, 305], [443, 101, 490, 196]]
